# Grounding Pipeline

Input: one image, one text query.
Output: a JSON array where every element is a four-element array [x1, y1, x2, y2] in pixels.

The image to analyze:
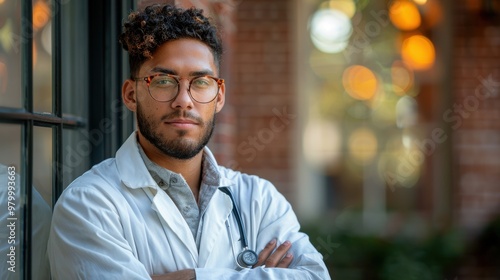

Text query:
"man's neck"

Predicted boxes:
[[138, 136, 203, 201]]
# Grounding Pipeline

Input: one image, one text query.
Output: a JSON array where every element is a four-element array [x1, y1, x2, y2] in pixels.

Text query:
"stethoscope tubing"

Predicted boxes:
[[219, 187, 258, 268], [219, 187, 249, 248]]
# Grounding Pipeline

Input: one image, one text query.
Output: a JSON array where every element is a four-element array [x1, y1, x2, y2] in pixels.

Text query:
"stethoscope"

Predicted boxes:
[[219, 187, 258, 269]]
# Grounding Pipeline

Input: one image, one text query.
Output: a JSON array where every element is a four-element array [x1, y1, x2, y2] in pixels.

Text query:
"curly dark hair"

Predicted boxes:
[[119, 4, 223, 78]]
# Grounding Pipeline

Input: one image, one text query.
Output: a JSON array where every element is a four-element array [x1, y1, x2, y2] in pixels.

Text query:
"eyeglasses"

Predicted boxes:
[[133, 74, 224, 103]]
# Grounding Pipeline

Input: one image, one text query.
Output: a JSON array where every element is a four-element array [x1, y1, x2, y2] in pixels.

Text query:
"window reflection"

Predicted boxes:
[[0, 124, 22, 279], [0, 1, 22, 108], [0, 125, 51, 280], [33, 126, 52, 206], [32, 126, 52, 279], [62, 129, 90, 189], [33, 0, 52, 113]]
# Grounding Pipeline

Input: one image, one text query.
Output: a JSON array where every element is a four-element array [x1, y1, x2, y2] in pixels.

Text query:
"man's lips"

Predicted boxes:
[[164, 118, 199, 128]]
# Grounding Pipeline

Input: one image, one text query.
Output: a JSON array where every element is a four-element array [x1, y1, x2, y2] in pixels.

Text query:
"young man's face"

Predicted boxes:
[[123, 38, 225, 160]]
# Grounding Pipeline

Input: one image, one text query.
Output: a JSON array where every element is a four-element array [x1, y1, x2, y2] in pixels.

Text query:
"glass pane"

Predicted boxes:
[[33, 126, 52, 205], [32, 126, 52, 280], [62, 128, 90, 189], [0, 1, 23, 108], [61, 0, 87, 116], [0, 124, 21, 280], [33, 0, 52, 113]]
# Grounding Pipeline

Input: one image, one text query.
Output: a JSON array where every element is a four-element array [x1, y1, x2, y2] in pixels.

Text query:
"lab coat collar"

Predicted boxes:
[[115, 132, 158, 190]]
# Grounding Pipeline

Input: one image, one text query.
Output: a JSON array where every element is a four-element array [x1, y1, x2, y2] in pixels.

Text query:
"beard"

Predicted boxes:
[[137, 103, 216, 160]]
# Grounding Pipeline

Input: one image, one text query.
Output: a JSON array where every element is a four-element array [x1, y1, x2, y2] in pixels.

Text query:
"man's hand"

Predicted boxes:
[[150, 239, 293, 278], [253, 239, 293, 268], [151, 269, 196, 280]]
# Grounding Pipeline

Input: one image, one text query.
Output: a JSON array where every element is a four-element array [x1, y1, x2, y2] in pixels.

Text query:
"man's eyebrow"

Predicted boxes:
[[190, 70, 214, 76], [149, 67, 176, 75], [149, 67, 215, 77]]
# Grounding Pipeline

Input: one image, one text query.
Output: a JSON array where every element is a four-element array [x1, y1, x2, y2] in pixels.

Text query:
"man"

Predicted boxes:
[[48, 4, 330, 279]]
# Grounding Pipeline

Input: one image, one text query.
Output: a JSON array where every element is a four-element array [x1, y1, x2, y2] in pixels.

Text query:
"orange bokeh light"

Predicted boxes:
[[401, 35, 435, 70], [391, 60, 414, 95], [342, 65, 378, 100], [389, 0, 421, 31], [33, 1, 51, 31], [348, 127, 378, 165]]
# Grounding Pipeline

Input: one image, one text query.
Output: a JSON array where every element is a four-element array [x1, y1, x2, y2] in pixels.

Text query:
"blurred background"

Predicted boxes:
[[1, 0, 499, 279]]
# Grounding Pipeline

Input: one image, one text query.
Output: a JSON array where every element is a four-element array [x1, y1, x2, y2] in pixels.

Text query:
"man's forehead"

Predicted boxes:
[[140, 39, 218, 75]]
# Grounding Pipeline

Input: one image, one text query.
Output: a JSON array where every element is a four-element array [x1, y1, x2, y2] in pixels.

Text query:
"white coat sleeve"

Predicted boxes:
[[47, 187, 151, 280], [195, 179, 331, 280]]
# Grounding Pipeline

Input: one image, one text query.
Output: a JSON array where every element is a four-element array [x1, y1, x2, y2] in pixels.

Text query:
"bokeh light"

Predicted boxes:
[[348, 127, 378, 165], [391, 60, 414, 95], [396, 96, 418, 128], [371, 90, 399, 127], [310, 8, 353, 53], [389, 0, 421, 31], [33, 0, 51, 31], [377, 136, 422, 188], [342, 65, 378, 100], [401, 35, 435, 70], [0, 19, 13, 52], [413, 0, 427, 5], [41, 21, 52, 55], [303, 120, 342, 167], [328, 0, 356, 18]]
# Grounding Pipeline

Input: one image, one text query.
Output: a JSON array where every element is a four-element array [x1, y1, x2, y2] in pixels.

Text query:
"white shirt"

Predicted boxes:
[[48, 132, 331, 279]]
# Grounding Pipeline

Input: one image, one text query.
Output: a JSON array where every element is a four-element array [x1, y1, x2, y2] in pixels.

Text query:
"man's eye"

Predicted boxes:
[[152, 77, 176, 87], [192, 78, 211, 87]]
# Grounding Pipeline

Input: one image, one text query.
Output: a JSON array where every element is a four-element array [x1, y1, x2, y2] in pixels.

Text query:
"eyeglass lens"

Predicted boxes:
[[148, 75, 219, 103]]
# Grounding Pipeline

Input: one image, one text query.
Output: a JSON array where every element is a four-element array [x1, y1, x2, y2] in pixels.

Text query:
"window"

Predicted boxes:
[[0, 1, 133, 278]]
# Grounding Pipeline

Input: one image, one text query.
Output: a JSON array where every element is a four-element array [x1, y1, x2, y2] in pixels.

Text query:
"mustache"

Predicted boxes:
[[161, 110, 204, 124]]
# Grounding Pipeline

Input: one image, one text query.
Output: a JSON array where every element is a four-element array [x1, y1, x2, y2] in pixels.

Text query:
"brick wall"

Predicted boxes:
[[452, 1, 500, 234], [229, 0, 296, 199]]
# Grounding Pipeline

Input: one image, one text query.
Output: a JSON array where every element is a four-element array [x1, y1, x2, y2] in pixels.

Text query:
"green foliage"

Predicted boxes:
[[303, 226, 465, 280]]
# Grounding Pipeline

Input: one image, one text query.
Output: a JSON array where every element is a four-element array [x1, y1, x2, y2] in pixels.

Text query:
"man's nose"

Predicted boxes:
[[171, 80, 194, 109]]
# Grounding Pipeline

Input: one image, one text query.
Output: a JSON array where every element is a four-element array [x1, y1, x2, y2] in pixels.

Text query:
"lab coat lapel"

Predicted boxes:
[[151, 189, 198, 267], [198, 188, 233, 267], [118, 133, 198, 266], [116, 133, 156, 189]]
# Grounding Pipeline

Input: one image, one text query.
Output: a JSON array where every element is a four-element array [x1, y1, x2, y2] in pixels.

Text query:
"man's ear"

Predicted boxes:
[[122, 79, 137, 112], [215, 81, 225, 113]]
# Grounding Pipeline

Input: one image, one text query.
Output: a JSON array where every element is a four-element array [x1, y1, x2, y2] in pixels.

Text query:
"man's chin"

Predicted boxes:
[[154, 137, 204, 159], [162, 146, 204, 160]]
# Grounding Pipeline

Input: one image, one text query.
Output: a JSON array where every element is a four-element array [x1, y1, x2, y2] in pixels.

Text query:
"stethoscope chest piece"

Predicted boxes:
[[237, 248, 258, 268]]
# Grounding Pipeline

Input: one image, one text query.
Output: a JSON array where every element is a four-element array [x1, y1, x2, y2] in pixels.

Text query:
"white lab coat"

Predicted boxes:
[[48, 133, 331, 279]]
